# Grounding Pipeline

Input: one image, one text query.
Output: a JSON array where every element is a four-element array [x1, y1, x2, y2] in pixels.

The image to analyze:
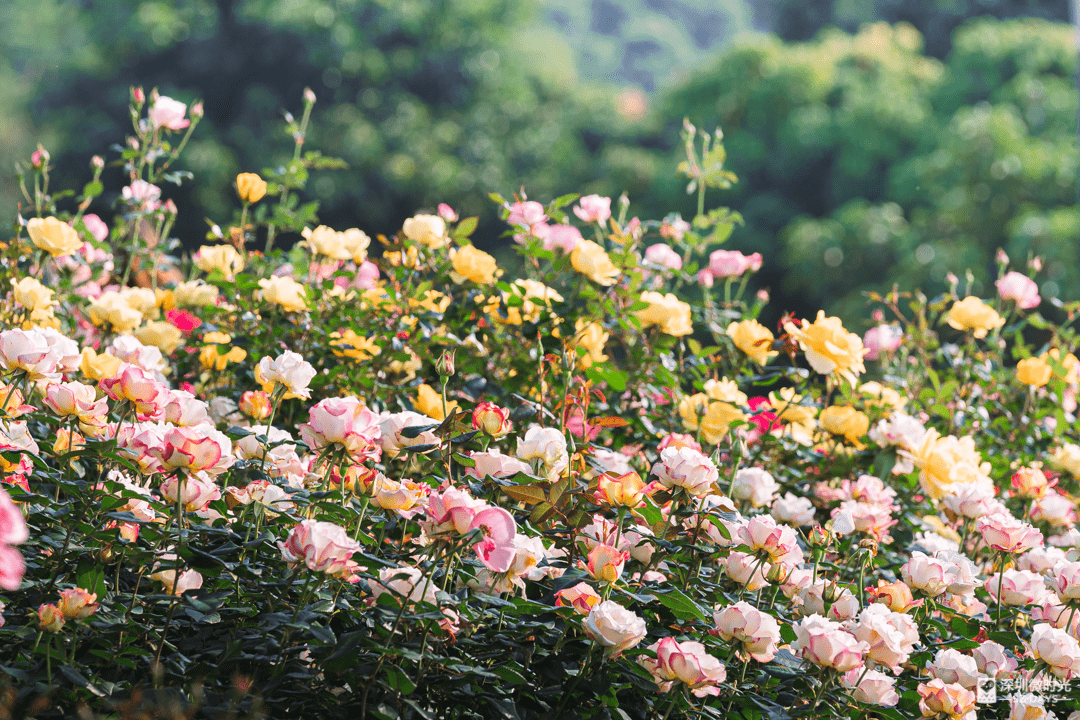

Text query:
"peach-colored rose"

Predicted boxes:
[[299, 397, 381, 459], [635, 291, 692, 336], [652, 446, 718, 497], [99, 363, 170, 419], [582, 543, 628, 585], [154, 425, 234, 476], [160, 472, 222, 511], [925, 648, 980, 690], [57, 588, 99, 620], [555, 582, 602, 615], [255, 350, 316, 400], [472, 402, 511, 438], [726, 319, 776, 365], [850, 603, 920, 671], [916, 679, 976, 720], [27, 216, 82, 257], [38, 604, 65, 632], [258, 276, 307, 312]]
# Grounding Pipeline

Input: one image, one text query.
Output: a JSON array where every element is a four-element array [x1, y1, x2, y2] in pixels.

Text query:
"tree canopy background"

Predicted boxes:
[[1, 0, 1077, 325]]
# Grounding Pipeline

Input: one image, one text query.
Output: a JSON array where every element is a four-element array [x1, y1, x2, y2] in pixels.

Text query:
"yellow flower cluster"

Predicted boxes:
[[679, 379, 747, 444]]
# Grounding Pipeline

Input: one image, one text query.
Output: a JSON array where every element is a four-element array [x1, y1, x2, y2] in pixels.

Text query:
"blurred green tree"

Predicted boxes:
[[652, 18, 1078, 323]]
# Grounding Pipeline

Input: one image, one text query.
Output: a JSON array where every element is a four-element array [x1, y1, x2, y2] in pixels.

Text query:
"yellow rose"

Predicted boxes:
[[304, 226, 350, 260], [341, 228, 371, 263], [80, 348, 122, 381], [402, 214, 448, 248], [154, 288, 176, 312], [768, 387, 817, 445], [134, 321, 184, 354], [174, 280, 219, 307], [258, 276, 307, 312], [409, 290, 452, 315], [784, 311, 866, 385], [27, 216, 81, 257], [200, 343, 248, 371], [570, 240, 620, 286], [946, 296, 1004, 339], [859, 381, 907, 413], [907, 430, 991, 500], [236, 173, 267, 203], [635, 292, 692, 337], [679, 392, 745, 445], [569, 319, 609, 368], [725, 319, 776, 365], [330, 329, 381, 361], [194, 245, 244, 280], [1042, 349, 1079, 384], [416, 383, 458, 421], [450, 245, 499, 284], [87, 292, 143, 333], [387, 349, 422, 382], [120, 287, 159, 318], [1052, 443, 1080, 477], [1016, 356, 1052, 388], [483, 279, 564, 325], [819, 405, 870, 447], [11, 277, 56, 322]]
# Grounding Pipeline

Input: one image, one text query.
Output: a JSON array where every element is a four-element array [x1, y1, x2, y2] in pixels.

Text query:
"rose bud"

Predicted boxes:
[[57, 588, 99, 620], [597, 471, 646, 508], [38, 604, 65, 632], [472, 402, 511, 438]]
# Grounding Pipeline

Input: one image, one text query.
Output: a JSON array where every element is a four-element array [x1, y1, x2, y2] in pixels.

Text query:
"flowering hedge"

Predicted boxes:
[[2, 89, 1080, 720]]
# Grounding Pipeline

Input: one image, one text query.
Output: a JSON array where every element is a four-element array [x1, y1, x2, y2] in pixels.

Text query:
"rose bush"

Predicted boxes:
[[0, 89, 1078, 720]]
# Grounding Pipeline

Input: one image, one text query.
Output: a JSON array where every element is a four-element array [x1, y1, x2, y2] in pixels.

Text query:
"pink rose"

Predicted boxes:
[[724, 551, 771, 591], [1029, 623, 1080, 679], [976, 512, 1044, 553], [573, 195, 612, 224], [770, 493, 816, 526], [840, 667, 899, 706], [471, 506, 517, 573], [543, 224, 581, 253], [849, 603, 920, 671], [464, 449, 531, 480], [371, 566, 437, 605], [43, 382, 108, 426], [708, 249, 761, 279], [644, 243, 683, 271], [983, 569, 1049, 606], [1054, 560, 1080, 600], [1032, 491, 1077, 527], [901, 551, 958, 597], [640, 637, 726, 697], [731, 467, 779, 507], [972, 640, 1017, 679], [0, 328, 59, 381], [422, 485, 487, 538], [160, 389, 209, 427], [925, 648, 980, 690], [582, 600, 646, 657], [713, 601, 781, 662], [736, 515, 804, 566], [299, 397, 382, 459], [279, 519, 362, 578], [154, 424, 234, 475], [255, 350, 316, 400], [996, 271, 1040, 309], [100, 363, 170, 420], [149, 96, 190, 130], [652, 446, 718, 497], [160, 472, 222, 512], [153, 567, 203, 596], [114, 422, 167, 474], [862, 325, 903, 360], [80, 214, 109, 242], [506, 201, 546, 229], [791, 614, 868, 672]]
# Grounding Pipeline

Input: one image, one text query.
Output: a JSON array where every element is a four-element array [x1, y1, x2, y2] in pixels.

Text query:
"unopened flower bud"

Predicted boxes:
[[131, 87, 145, 105], [1030, 256, 1043, 272], [304, 88, 316, 104], [38, 604, 65, 632], [239, 390, 272, 420], [756, 289, 769, 304], [766, 562, 790, 584], [808, 525, 830, 548], [190, 101, 204, 120], [91, 155, 105, 170], [996, 248, 1009, 266], [57, 588, 99, 620], [31, 146, 50, 169], [436, 349, 456, 378], [437, 203, 458, 223], [472, 402, 511, 438], [236, 173, 267, 204], [164, 199, 178, 216]]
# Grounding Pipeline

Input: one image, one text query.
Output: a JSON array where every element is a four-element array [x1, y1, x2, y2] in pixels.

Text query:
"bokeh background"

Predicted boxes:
[[2, 0, 1077, 324]]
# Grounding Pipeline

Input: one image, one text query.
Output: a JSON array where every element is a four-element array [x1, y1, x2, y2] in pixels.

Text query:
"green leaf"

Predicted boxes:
[[585, 365, 628, 392], [386, 666, 416, 695], [654, 587, 706, 621], [76, 560, 107, 598], [454, 216, 479, 238]]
